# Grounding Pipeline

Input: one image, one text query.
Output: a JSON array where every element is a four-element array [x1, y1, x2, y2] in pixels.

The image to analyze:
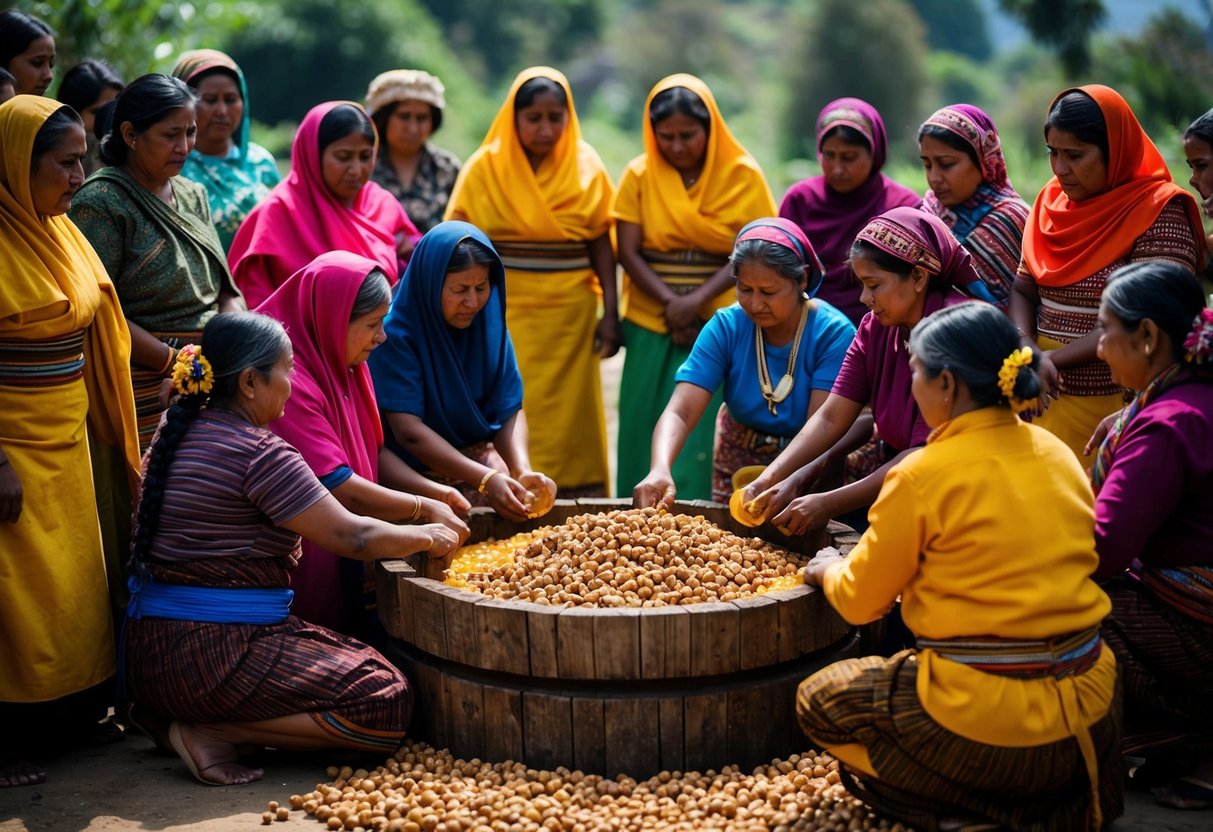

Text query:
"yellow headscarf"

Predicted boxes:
[[445, 66, 613, 242], [0, 95, 141, 493]]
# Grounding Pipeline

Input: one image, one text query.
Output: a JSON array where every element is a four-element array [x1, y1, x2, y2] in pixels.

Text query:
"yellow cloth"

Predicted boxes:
[[822, 406, 1116, 748], [1033, 334, 1124, 464], [0, 95, 140, 700], [611, 74, 776, 333], [444, 67, 613, 489]]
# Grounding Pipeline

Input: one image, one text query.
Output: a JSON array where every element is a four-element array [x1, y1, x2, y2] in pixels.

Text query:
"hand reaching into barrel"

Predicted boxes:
[[633, 469, 676, 511], [517, 471, 557, 518], [421, 523, 461, 559], [801, 546, 844, 587], [482, 472, 535, 522], [417, 496, 471, 546]]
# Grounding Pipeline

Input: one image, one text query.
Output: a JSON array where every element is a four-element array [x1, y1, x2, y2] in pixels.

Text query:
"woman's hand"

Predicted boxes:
[[1083, 408, 1124, 456], [595, 315, 622, 359], [771, 492, 835, 537], [484, 472, 535, 522], [420, 523, 461, 559], [420, 497, 470, 545], [435, 484, 471, 515], [663, 294, 701, 333], [801, 546, 844, 587], [0, 457, 22, 523], [1034, 351, 1061, 414], [516, 471, 557, 518], [743, 464, 813, 524], [633, 470, 676, 510]]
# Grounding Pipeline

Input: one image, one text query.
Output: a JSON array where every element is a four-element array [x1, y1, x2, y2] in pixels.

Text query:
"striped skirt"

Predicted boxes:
[[796, 651, 1124, 830], [131, 329, 200, 455], [711, 405, 792, 503]]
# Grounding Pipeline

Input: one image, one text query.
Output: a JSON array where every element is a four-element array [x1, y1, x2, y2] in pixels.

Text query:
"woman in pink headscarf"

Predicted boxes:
[[229, 102, 420, 309], [258, 251, 466, 633]]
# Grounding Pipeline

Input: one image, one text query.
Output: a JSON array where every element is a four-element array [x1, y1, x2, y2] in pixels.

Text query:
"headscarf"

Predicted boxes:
[[259, 251, 385, 483], [0, 95, 140, 491], [367, 221, 523, 455], [734, 216, 825, 297], [1023, 84, 1204, 288], [172, 49, 252, 157], [854, 206, 984, 292], [920, 103, 1025, 243], [778, 98, 919, 323], [444, 66, 613, 244], [227, 101, 419, 309]]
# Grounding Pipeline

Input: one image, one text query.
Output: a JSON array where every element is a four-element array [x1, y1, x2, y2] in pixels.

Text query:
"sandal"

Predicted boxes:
[[1151, 777, 1213, 811]]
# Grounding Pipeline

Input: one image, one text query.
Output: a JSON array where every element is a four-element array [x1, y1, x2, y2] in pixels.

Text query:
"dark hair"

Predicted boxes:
[[917, 123, 980, 170], [849, 238, 916, 278], [98, 74, 194, 167], [1184, 107, 1213, 148], [350, 269, 393, 320], [318, 103, 375, 157], [131, 312, 291, 567], [184, 65, 240, 92], [731, 239, 809, 286], [30, 105, 83, 168], [1103, 261, 1207, 363], [514, 76, 567, 112], [819, 124, 870, 152], [447, 238, 499, 273], [649, 86, 711, 135], [370, 100, 444, 146], [1044, 91, 1109, 164], [0, 9, 53, 71], [910, 302, 1042, 409], [0, 66, 14, 89], [57, 59, 124, 114]]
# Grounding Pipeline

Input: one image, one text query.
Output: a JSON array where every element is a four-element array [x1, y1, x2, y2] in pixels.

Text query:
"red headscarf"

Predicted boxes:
[[1023, 85, 1203, 288], [228, 101, 418, 308]]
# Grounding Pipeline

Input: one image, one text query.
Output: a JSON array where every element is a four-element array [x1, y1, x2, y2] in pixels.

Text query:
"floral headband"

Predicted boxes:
[[1185, 309, 1213, 364], [172, 345, 214, 397], [998, 346, 1037, 413]]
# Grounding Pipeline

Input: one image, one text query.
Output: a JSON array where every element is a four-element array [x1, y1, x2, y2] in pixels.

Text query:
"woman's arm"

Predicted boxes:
[[588, 233, 621, 358], [377, 447, 471, 514], [280, 493, 459, 562], [127, 319, 176, 372], [633, 383, 713, 508], [328, 472, 469, 543], [616, 221, 676, 306], [1009, 275, 1059, 404], [492, 410, 555, 519], [770, 447, 917, 535], [217, 288, 246, 313]]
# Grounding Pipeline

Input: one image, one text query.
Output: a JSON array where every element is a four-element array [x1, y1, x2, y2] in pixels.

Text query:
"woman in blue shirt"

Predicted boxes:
[[633, 218, 856, 505]]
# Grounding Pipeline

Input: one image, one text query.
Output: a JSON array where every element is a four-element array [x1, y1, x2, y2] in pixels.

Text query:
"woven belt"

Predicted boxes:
[[641, 248, 729, 295], [740, 427, 793, 455], [917, 626, 1102, 679], [0, 331, 86, 387], [493, 240, 591, 272]]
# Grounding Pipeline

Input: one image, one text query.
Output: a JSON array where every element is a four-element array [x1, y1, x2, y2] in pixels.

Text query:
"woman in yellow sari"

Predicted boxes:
[[0, 96, 139, 786], [446, 67, 615, 495], [614, 74, 776, 499]]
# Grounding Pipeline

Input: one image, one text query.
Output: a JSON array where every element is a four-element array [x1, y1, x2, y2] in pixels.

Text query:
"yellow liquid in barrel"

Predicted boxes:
[[444, 532, 536, 589], [756, 574, 804, 594]]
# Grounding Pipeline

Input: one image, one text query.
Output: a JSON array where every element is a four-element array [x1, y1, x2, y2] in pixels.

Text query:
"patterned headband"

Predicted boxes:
[[856, 216, 943, 275]]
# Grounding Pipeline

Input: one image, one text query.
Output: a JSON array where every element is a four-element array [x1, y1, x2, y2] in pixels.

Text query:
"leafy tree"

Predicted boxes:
[[998, 0, 1106, 75], [909, 0, 992, 61]]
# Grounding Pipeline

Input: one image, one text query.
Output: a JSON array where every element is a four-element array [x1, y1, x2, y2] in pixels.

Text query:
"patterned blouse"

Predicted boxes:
[[370, 143, 461, 233], [1020, 197, 1201, 397]]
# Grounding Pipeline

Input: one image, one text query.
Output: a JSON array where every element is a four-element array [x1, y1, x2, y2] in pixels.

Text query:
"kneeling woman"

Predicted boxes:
[[633, 218, 855, 506], [124, 313, 460, 786], [797, 303, 1122, 830], [368, 222, 556, 521]]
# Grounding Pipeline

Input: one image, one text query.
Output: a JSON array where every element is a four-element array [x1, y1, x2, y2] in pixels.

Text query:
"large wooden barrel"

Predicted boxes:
[[376, 498, 861, 778]]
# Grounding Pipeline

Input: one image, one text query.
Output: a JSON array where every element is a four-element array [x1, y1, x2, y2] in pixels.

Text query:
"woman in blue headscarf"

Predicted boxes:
[[368, 221, 556, 521]]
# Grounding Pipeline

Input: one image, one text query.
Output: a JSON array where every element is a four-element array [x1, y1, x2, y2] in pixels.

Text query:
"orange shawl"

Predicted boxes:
[[1023, 84, 1203, 288]]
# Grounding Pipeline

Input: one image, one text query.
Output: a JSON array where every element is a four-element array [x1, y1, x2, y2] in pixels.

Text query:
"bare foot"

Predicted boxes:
[[0, 759, 46, 788], [168, 722, 264, 786]]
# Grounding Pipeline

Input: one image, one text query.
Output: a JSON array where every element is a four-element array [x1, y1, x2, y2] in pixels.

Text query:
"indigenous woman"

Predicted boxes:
[[1009, 84, 1203, 461], [229, 101, 419, 309], [0, 96, 139, 787], [1090, 262, 1213, 810], [779, 98, 919, 327], [367, 69, 460, 233], [259, 251, 470, 633], [368, 222, 556, 522], [742, 207, 991, 535], [172, 49, 281, 252], [1182, 108, 1213, 262], [57, 59, 123, 176], [613, 74, 776, 500], [797, 302, 1122, 830], [446, 67, 616, 497], [918, 104, 1030, 309], [633, 218, 854, 505], [70, 74, 244, 455], [124, 312, 460, 786], [0, 10, 54, 96]]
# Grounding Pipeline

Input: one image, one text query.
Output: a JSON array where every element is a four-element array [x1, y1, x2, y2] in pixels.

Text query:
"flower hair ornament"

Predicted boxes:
[[1184, 308, 1213, 364], [998, 345, 1037, 412], [172, 344, 214, 397]]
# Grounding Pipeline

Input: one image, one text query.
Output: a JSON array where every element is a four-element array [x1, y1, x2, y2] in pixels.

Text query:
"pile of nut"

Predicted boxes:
[[268, 741, 905, 831], [456, 508, 805, 607]]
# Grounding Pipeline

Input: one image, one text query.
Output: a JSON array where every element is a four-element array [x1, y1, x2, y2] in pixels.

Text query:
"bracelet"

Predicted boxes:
[[409, 493, 423, 522], [477, 469, 499, 494], [159, 345, 177, 375]]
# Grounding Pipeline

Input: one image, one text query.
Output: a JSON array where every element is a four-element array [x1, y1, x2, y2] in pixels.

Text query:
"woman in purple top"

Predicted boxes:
[[1090, 260, 1213, 810], [742, 207, 990, 535], [779, 98, 919, 326]]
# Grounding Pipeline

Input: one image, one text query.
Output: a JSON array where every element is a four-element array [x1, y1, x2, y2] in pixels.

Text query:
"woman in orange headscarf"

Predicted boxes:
[[613, 74, 776, 499], [1009, 84, 1204, 461], [446, 67, 615, 496]]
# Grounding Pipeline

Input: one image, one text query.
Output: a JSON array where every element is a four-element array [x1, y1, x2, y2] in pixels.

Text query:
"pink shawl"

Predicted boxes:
[[228, 101, 417, 309]]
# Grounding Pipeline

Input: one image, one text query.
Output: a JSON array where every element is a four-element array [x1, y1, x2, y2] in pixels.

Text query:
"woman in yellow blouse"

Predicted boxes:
[[446, 67, 615, 496], [613, 74, 776, 499], [797, 302, 1122, 830]]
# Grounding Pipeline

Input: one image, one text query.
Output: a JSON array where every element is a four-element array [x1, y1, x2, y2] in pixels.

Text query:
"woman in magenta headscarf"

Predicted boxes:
[[780, 98, 920, 327], [229, 102, 420, 309], [258, 251, 467, 633]]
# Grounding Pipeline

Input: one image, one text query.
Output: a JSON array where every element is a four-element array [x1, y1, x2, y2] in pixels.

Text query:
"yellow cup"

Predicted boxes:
[[731, 464, 766, 491], [729, 488, 763, 528]]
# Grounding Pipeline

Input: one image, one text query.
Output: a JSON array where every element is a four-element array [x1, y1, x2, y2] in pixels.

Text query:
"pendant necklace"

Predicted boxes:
[[756, 301, 811, 416]]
